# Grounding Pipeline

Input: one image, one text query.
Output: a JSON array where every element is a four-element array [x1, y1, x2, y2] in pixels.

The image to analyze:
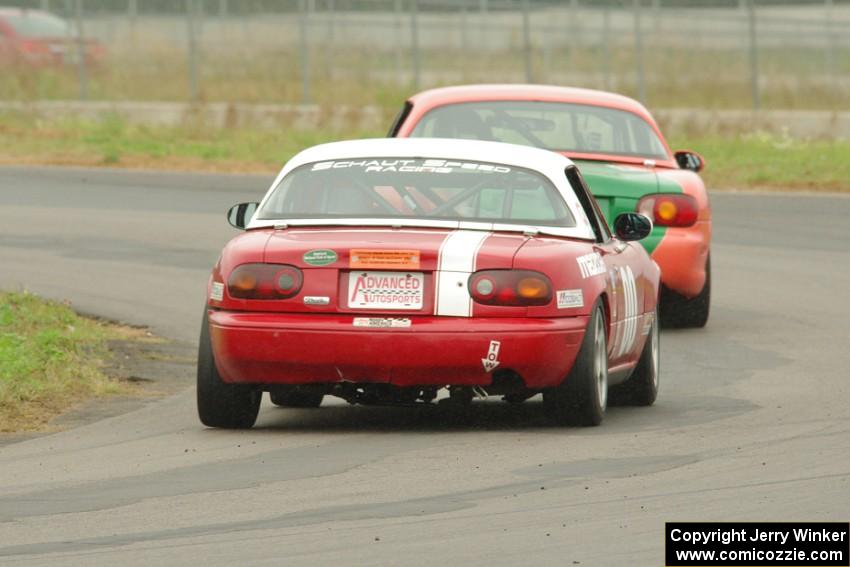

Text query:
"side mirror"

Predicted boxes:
[[674, 150, 705, 172], [227, 202, 259, 230], [614, 212, 653, 242]]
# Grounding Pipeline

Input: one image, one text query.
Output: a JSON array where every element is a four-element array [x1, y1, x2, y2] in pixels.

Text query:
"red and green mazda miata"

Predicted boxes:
[[389, 84, 711, 327]]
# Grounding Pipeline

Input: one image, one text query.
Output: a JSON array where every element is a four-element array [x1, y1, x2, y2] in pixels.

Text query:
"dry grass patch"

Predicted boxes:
[[0, 291, 144, 432]]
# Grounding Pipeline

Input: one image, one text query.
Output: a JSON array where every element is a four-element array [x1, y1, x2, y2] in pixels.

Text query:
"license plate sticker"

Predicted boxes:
[[353, 317, 411, 328], [348, 271, 424, 310]]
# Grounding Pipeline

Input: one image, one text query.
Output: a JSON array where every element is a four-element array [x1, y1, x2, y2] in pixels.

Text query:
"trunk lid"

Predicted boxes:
[[572, 160, 660, 224], [262, 227, 526, 316]]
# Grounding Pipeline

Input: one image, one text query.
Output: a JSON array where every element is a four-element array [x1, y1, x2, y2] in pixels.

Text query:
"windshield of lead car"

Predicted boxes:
[[409, 101, 669, 160], [256, 158, 576, 227]]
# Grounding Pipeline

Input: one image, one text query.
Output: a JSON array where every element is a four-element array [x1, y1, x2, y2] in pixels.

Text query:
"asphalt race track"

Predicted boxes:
[[1, 166, 849, 566]]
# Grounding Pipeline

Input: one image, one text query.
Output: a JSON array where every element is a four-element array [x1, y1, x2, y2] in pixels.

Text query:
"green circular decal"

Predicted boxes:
[[303, 249, 338, 266]]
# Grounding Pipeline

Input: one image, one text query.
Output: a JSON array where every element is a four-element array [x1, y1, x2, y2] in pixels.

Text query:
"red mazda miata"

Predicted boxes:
[[199, 138, 661, 429]]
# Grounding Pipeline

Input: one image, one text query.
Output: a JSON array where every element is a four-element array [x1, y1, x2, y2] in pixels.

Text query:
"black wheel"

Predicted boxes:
[[544, 300, 608, 426], [610, 307, 660, 407], [270, 389, 324, 408], [197, 311, 261, 429], [660, 253, 711, 329]]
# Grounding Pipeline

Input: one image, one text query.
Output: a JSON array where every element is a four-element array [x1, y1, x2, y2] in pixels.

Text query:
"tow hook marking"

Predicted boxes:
[[482, 340, 501, 373]]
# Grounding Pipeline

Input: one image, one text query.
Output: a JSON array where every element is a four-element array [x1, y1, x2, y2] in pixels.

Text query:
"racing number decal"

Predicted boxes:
[[616, 266, 639, 357]]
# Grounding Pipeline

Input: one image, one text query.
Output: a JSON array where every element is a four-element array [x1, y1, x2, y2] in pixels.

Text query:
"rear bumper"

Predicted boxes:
[[651, 220, 711, 298], [208, 310, 588, 389]]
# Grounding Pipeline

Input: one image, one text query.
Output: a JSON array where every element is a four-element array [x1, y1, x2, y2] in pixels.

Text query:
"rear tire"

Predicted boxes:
[[660, 253, 711, 329], [544, 300, 608, 426], [610, 307, 659, 406], [197, 311, 261, 429], [270, 389, 324, 408]]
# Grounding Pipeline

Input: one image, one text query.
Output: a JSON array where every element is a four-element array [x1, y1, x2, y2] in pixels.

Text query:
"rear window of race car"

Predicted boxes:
[[410, 101, 669, 160], [257, 158, 576, 228]]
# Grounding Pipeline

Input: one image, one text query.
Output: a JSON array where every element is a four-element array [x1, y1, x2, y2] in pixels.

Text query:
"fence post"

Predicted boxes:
[[298, 0, 311, 104], [746, 0, 759, 111], [522, 0, 532, 82], [602, 4, 611, 90], [569, 0, 578, 74], [411, 0, 421, 89], [651, 0, 660, 32], [479, 0, 488, 50], [633, 0, 646, 103], [541, 18, 550, 83], [394, 0, 403, 84], [460, 0, 468, 79], [74, 0, 87, 101], [825, 0, 835, 96], [186, 0, 200, 102], [128, 0, 137, 46], [326, 0, 335, 80]]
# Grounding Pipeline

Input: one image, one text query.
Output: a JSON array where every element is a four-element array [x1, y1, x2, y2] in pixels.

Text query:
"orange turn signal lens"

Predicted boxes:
[[517, 277, 549, 299], [231, 272, 258, 292], [656, 200, 678, 222]]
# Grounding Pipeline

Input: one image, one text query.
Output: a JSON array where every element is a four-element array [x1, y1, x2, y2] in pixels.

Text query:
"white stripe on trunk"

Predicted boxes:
[[434, 230, 491, 317]]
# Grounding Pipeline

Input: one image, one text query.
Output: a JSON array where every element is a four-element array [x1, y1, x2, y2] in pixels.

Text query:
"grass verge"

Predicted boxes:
[[0, 291, 138, 432], [670, 132, 850, 193], [0, 111, 383, 173], [1, 112, 849, 192]]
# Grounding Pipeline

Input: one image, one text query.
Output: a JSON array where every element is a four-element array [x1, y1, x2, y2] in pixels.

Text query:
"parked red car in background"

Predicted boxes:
[[0, 7, 103, 66]]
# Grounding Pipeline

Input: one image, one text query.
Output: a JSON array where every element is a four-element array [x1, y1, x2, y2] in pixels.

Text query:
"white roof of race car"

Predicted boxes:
[[251, 138, 595, 240]]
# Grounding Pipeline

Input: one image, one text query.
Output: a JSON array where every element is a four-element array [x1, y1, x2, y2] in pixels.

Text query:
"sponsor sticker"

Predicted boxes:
[[348, 271, 424, 310], [350, 249, 420, 270], [482, 340, 501, 372], [556, 289, 584, 309], [210, 282, 224, 301], [576, 252, 606, 278], [353, 317, 412, 328], [303, 249, 338, 266]]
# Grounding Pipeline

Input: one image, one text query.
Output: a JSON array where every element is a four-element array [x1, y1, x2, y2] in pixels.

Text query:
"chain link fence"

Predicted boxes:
[[2, 0, 848, 111]]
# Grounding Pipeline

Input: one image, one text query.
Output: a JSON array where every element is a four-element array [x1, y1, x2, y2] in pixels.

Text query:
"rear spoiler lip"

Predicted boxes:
[[247, 217, 593, 241]]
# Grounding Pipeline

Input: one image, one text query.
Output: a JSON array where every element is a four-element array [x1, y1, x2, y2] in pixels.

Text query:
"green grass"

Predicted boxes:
[[0, 111, 384, 171], [2, 111, 849, 191], [0, 291, 130, 432], [670, 132, 850, 192]]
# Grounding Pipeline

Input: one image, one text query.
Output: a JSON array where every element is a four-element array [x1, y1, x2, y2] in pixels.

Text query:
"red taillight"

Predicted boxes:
[[227, 264, 303, 300], [468, 270, 552, 306], [637, 194, 698, 227]]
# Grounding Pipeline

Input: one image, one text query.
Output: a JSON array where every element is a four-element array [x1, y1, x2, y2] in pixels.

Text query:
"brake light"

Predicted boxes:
[[637, 194, 698, 227], [469, 270, 552, 306], [227, 264, 303, 300]]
